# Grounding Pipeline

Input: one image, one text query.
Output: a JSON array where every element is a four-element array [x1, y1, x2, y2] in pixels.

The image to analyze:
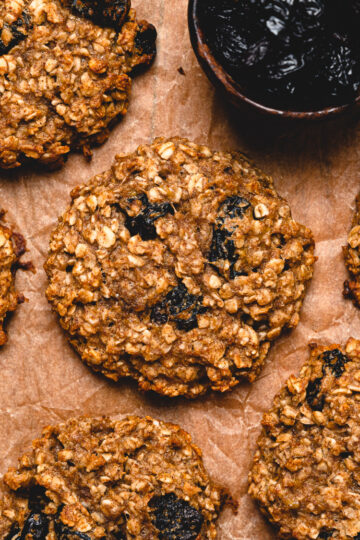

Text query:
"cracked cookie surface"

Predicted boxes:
[[0, 415, 223, 539], [0, 212, 26, 345], [249, 338, 360, 540], [44, 137, 315, 398], [0, 0, 156, 169], [344, 194, 360, 307]]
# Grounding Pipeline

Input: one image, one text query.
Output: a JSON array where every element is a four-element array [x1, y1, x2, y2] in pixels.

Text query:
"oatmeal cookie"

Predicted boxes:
[[0, 211, 27, 345], [248, 338, 360, 540], [44, 137, 315, 398], [0, 415, 223, 539], [344, 194, 360, 307], [0, 0, 156, 169]]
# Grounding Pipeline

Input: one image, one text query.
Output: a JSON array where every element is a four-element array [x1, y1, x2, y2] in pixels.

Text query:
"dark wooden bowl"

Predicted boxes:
[[188, 0, 360, 120]]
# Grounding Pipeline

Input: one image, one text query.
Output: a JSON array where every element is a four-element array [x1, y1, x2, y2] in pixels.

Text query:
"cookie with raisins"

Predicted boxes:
[[0, 211, 27, 346], [0, 416, 223, 539], [249, 338, 360, 539], [0, 0, 156, 169], [44, 137, 315, 398]]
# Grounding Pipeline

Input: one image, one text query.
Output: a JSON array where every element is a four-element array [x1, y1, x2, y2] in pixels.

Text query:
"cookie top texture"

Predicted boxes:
[[0, 212, 26, 345], [249, 338, 360, 540], [0, 0, 156, 169], [0, 415, 222, 539], [45, 137, 315, 398]]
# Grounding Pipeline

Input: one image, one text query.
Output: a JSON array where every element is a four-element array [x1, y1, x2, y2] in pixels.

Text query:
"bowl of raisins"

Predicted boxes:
[[188, 0, 360, 120]]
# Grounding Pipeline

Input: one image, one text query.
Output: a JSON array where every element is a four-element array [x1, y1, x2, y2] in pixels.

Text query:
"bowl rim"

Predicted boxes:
[[188, 0, 360, 120]]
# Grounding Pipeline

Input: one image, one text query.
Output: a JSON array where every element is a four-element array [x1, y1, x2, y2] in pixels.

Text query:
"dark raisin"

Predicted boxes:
[[112, 530, 126, 540], [18, 512, 49, 540], [209, 227, 234, 263], [54, 520, 91, 540], [306, 377, 325, 411], [124, 194, 174, 241], [135, 23, 157, 57], [339, 451, 353, 459], [208, 196, 251, 279], [322, 349, 349, 378], [70, 0, 130, 29], [174, 312, 198, 332], [319, 529, 335, 539], [220, 196, 251, 219], [0, 11, 31, 55], [149, 493, 204, 540], [150, 282, 206, 332], [4, 523, 20, 540]]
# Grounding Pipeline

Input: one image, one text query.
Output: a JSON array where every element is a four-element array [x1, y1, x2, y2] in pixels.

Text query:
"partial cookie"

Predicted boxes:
[[45, 137, 315, 398], [0, 211, 26, 345], [0, 415, 223, 539], [344, 194, 360, 307], [249, 338, 360, 540], [0, 0, 156, 168]]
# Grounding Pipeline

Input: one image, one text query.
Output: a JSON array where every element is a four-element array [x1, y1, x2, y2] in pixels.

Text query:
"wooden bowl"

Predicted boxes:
[[188, 0, 360, 120]]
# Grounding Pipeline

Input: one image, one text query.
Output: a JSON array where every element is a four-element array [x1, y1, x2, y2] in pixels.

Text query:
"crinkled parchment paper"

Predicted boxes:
[[1, 1, 360, 538]]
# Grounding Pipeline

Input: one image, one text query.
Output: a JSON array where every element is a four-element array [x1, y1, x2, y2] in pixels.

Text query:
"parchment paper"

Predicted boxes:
[[1, 1, 360, 538]]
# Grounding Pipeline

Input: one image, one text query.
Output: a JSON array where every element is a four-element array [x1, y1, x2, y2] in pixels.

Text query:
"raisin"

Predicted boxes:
[[4, 523, 20, 540], [209, 196, 251, 279], [306, 377, 325, 411], [198, 0, 360, 109], [322, 349, 349, 378], [220, 196, 251, 219], [112, 531, 126, 540], [18, 512, 49, 540], [150, 282, 206, 332], [149, 493, 204, 540], [339, 451, 353, 459], [123, 194, 174, 241], [135, 23, 157, 57], [0, 11, 31, 55], [54, 520, 91, 540], [319, 530, 335, 539], [70, 0, 130, 29], [27, 486, 49, 513]]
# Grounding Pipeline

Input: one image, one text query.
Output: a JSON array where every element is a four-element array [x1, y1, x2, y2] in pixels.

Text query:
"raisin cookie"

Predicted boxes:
[[344, 193, 360, 307], [0, 211, 27, 345], [44, 137, 315, 398], [0, 415, 223, 539], [249, 338, 360, 540], [0, 0, 156, 168]]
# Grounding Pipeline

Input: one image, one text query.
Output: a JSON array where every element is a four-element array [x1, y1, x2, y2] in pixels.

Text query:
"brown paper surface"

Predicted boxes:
[[1, 1, 360, 538]]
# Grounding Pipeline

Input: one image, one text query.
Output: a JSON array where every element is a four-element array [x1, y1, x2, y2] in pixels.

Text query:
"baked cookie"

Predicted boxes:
[[44, 137, 315, 398], [0, 415, 223, 539], [0, 0, 156, 168], [344, 194, 360, 307], [249, 338, 360, 540], [0, 211, 27, 345]]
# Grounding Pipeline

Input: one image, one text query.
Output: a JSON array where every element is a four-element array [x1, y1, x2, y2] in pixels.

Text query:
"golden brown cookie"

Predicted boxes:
[[0, 211, 27, 345], [45, 137, 315, 398], [0, 0, 156, 168], [344, 194, 360, 307], [249, 338, 360, 540], [0, 415, 223, 539]]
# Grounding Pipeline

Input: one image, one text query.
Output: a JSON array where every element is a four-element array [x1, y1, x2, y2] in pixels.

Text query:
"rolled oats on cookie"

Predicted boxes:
[[0, 415, 224, 539], [45, 137, 315, 398], [0, 211, 27, 345], [249, 338, 360, 540], [0, 0, 156, 169]]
